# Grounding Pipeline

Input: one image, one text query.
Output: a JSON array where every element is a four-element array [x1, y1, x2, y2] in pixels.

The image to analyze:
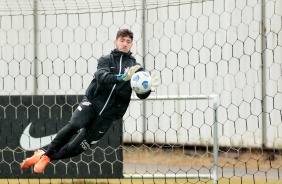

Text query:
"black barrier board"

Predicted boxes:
[[0, 95, 123, 178]]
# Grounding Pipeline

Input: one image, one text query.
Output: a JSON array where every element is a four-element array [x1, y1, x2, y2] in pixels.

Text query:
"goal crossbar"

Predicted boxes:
[[126, 95, 219, 184]]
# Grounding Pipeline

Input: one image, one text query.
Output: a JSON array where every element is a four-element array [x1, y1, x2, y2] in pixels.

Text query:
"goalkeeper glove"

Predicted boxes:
[[150, 73, 159, 92], [117, 65, 141, 82]]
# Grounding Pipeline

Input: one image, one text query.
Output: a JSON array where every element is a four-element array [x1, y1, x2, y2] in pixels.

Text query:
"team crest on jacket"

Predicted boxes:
[[82, 102, 91, 106]]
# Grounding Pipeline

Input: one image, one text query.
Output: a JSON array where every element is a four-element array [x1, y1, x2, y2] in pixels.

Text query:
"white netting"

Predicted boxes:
[[0, 0, 212, 15], [0, 0, 282, 183]]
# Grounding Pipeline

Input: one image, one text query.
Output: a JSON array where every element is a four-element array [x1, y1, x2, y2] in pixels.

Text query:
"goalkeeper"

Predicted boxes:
[[20, 29, 158, 174]]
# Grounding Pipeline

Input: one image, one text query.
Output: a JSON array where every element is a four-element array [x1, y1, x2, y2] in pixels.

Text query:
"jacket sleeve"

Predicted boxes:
[[94, 57, 119, 84]]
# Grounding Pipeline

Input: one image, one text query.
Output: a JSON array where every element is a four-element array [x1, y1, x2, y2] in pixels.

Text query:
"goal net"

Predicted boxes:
[[0, 0, 282, 183]]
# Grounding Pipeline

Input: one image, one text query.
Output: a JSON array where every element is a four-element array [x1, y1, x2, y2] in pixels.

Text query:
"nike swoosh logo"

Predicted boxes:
[[20, 122, 57, 151]]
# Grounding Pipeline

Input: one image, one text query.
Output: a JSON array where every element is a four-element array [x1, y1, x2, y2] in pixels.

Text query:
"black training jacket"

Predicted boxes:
[[85, 49, 151, 120]]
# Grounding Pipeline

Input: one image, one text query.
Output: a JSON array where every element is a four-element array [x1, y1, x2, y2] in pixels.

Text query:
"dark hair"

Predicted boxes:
[[116, 29, 133, 40]]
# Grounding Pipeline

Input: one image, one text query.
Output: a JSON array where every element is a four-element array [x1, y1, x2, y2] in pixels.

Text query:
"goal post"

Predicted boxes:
[[124, 95, 219, 183]]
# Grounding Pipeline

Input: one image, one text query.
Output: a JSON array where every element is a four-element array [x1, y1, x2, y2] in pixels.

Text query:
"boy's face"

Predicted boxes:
[[114, 36, 133, 53]]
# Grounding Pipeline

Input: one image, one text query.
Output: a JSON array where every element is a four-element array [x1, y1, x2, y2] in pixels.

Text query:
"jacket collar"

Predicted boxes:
[[111, 49, 132, 57]]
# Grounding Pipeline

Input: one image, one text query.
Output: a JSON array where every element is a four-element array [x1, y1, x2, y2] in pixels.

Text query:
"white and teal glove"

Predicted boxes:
[[117, 65, 141, 82], [150, 73, 159, 92]]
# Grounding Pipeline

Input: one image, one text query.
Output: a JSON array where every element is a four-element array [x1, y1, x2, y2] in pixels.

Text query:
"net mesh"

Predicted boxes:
[[0, 0, 213, 15], [0, 0, 282, 183]]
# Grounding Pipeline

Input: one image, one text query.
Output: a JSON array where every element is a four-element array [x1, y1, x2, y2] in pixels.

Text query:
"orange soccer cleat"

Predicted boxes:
[[33, 155, 50, 174], [20, 150, 45, 170]]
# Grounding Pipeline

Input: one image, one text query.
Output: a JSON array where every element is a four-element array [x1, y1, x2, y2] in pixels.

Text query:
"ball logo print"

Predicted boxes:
[[141, 80, 149, 89], [132, 74, 140, 82]]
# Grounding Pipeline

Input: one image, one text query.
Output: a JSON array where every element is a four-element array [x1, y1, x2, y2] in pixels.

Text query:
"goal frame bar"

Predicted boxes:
[[125, 95, 219, 184]]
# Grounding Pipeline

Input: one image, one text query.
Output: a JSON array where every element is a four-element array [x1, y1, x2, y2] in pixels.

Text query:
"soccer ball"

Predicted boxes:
[[130, 71, 152, 94]]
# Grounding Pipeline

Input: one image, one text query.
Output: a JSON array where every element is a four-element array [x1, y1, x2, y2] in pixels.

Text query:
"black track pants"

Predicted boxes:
[[44, 97, 114, 160]]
